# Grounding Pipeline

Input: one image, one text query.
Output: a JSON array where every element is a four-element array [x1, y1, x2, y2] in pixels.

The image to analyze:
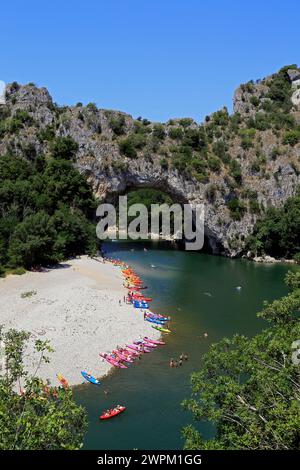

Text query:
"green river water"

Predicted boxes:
[[75, 241, 293, 450]]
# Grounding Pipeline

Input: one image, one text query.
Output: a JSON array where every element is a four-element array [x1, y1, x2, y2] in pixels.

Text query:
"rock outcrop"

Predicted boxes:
[[1, 66, 300, 256]]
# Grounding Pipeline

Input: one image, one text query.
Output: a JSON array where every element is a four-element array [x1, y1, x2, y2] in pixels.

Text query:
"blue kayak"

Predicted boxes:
[[145, 317, 166, 325], [81, 371, 101, 386]]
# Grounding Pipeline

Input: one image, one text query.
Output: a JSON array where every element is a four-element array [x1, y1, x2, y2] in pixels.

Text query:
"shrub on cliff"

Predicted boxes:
[[50, 136, 78, 160]]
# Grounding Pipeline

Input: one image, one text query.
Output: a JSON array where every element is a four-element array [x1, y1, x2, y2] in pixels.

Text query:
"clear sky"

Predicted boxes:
[[1, 0, 299, 123]]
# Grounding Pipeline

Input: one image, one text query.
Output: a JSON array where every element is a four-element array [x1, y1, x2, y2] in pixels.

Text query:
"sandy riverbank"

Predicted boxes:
[[0, 256, 160, 386]]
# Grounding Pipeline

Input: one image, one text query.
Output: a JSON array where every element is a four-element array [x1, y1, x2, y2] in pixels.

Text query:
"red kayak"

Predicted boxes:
[[100, 406, 126, 420]]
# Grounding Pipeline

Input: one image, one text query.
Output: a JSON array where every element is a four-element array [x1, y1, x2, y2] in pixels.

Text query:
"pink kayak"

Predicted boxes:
[[99, 353, 127, 368], [144, 336, 165, 345], [134, 340, 157, 349], [113, 349, 134, 363], [126, 344, 151, 354], [119, 347, 141, 357]]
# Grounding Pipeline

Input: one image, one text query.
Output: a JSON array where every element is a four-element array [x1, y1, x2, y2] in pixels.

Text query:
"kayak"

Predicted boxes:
[[145, 317, 166, 325], [113, 349, 134, 363], [100, 406, 126, 420], [99, 353, 127, 368], [152, 325, 171, 334], [145, 313, 169, 322], [134, 340, 157, 349], [126, 344, 151, 353], [119, 347, 141, 357], [81, 371, 101, 386], [143, 336, 165, 345]]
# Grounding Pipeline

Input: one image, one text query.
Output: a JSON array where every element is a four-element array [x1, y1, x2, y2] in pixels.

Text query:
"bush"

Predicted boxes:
[[283, 129, 300, 146], [293, 252, 300, 264], [178, 118, 193, 128], [229, 160, 242, 184], [0, 265, 5, 277], [109, 114, 126, 135], [227, 198, 246, 220], [249, 199, 261, 214], [152, 124, 165, 140], [169, 127, 183, 140], [160, 158, 169, 170], [250, 96, 260, 107], [119, 133, 146, 158], [208, 156, 221, 172], [50, 136, 78, 160]]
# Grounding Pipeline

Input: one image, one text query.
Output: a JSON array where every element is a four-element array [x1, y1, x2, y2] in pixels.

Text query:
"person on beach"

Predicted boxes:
[[179, 353, 184, 361], [179, 359, 183, 366], [184, 354, 188, 361], [169, 358, 174, 367]]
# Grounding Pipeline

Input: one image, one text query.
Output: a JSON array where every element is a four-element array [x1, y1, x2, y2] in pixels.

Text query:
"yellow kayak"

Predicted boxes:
[[152, 325, 171, 334]]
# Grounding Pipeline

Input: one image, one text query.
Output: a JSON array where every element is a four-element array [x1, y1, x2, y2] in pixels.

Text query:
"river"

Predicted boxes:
[[75, 241, 293, 450]]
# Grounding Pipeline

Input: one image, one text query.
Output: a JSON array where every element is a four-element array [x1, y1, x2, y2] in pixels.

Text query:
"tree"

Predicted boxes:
[[182, 271, 300, 450], [0, 327, 87, 449], [8, 212, 57, 268], [50, 136, 78, 160], [248, 188, 300, 258]]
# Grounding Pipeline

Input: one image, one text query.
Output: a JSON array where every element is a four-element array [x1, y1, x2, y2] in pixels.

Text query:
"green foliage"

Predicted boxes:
[[248, 189, 300, 257], [0, 327, 87, 449], [227, 197, 246, 220], [109, 114, 126, 135], [207, 155, 221, 173], [50, 136, 78, 160], [249, 199, 261, 214], [266, 66, 293, 112], [178, 118, 194, 128], [250, 95, 259, 107], [152, 124, 165, 141], [283, 129, 300, 146], [119, 133, 146, 158], [229, 160, 242, 184], [0, 150, 97, 269], [168, 127, 183, 140], [183, 273, 300, 450], [293, 253, 300, 264]]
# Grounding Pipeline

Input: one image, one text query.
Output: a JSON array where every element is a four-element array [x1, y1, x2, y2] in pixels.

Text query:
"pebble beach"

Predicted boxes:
[[0, 256, 159, 386]]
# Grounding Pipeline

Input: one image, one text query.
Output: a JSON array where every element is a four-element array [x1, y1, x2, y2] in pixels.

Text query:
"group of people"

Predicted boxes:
[[169, 353, 188, 368]]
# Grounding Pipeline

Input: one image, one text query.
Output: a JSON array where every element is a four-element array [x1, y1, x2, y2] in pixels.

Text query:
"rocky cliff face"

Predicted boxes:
[[1, 66, 300, 256]]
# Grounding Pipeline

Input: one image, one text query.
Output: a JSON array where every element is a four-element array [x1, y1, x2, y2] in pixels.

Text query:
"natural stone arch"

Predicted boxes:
[[79, 159, 226, 254]]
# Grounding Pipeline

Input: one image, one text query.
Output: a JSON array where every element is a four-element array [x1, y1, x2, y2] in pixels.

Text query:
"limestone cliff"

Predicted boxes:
[[0, 66, 300, 256]]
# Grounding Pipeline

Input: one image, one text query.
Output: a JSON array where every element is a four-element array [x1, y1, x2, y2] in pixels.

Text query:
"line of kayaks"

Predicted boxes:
[[99, 336, 166, 368], [56, 256, 172, 421]]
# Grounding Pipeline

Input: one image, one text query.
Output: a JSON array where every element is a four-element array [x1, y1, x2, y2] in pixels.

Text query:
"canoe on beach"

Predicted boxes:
[[152, 325, 171, 334], [81, 371, 101, 386]]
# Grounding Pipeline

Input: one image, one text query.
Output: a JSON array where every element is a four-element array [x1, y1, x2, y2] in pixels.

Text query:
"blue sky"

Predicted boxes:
[[1, 0, 299, 122]]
